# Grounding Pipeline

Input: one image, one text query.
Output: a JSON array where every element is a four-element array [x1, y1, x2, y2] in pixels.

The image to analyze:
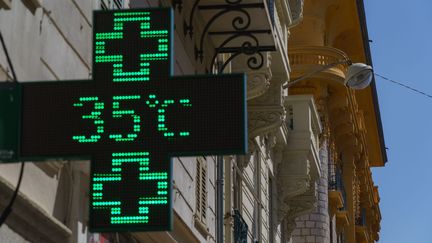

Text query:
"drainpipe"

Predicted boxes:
[[216, 155, 224, 243], [224, 156, 233, 243]]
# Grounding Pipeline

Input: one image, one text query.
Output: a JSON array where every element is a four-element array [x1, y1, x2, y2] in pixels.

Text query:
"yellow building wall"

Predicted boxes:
[[287, 0, 386, 242]]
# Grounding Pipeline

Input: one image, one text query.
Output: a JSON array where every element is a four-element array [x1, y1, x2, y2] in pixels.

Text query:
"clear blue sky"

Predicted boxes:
[[364, 1, 432, 242]]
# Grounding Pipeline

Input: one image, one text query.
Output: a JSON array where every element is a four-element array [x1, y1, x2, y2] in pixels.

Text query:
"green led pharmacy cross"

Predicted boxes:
[[0, 8, 247, 232]]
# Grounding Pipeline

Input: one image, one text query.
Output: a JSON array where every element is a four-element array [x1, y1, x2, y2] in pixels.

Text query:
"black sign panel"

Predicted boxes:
[[15, 8, 247, 232]]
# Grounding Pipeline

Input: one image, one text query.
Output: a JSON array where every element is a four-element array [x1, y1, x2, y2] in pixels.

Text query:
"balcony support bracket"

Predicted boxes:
[[173, 0, 276, 72]]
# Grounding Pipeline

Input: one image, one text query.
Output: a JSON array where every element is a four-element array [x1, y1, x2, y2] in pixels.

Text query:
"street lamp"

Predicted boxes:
[[283, 59, 373, 89]]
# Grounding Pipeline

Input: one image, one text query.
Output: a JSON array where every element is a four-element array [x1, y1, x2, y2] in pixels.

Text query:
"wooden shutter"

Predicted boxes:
[[195, 157, 208, 224]]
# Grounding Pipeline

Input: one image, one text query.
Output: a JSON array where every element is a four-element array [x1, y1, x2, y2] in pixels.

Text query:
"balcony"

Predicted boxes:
[[328, 164, 345, 210], [288, 46, 349, 86], [285, 95, 321, 157], [274, 95, 322, 234], [328, 163, 350, 228]]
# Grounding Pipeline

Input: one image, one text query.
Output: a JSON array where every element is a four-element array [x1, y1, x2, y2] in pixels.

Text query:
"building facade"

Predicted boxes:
[[0, 0, 385, 243], [287, 0, 386, 243]]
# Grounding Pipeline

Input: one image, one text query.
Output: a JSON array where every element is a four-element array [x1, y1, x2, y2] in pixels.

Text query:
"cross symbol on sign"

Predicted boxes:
[[3, 8, 247, 232]]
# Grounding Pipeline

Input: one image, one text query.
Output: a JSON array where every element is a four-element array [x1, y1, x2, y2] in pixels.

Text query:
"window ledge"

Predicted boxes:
[[193, 214, 209, 238], [0, 176, 71, 243]]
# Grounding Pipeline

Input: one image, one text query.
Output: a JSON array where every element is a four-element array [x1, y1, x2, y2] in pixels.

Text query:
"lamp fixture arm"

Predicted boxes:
[[283, 59, 351, 89]]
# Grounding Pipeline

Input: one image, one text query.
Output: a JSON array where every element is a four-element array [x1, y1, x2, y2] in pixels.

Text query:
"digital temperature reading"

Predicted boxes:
[[16, 8, 247, 232]]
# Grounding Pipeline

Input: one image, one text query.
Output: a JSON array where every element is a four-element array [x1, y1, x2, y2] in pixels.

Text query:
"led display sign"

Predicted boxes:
[[1, 8, 247, 232]]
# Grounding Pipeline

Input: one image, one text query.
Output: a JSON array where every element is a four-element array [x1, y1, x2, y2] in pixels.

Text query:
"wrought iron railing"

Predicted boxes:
[[328, 163, 347, 210], [356, 208, 367, 226], [233, 209, 248, 243]]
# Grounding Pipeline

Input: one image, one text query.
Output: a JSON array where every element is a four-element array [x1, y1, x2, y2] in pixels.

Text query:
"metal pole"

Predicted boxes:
[[282, 60, 349, 89], [216, 155, 224, 243]]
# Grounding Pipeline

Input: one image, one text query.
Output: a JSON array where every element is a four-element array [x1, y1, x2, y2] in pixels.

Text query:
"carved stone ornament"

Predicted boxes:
[[275, 150, 318, 225], [244, 71, 284, 170], [248, 76, 285, 140], [246, 71, 272, 100], [248, 106, 285, 140], [231, 52, 272, 100], [282, 189, 317, 236]]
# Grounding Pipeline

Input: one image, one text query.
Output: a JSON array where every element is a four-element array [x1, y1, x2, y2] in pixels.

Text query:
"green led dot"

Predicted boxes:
[[92, 201, 121, 206], [139, 207, 149, 214], [80, 97, 98, 101], [95, 32, 123, 40], [114, 12, 150, 17], [111, 207, 121, 215], [113, 152, 149, 157], [114, 16, 150, 22]]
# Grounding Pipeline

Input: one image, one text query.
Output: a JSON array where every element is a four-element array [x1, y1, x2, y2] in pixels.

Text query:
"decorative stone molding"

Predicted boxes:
[[248, 106, 285, 140], [276, 149, 319, 225], [246, 71, 272, 100], [282, 187, 317, 236], [277, 151, 314, 196], [232, 52, 273, 100], [250, 75, 284, 105], [248, 75, 285, 139], [239, 76, 286, 171], [239, 107, 284, 171]]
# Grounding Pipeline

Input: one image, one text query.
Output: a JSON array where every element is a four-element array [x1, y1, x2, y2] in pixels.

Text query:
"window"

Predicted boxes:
[[269, 175, 275, 243], [195, 157, 208, 225]]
